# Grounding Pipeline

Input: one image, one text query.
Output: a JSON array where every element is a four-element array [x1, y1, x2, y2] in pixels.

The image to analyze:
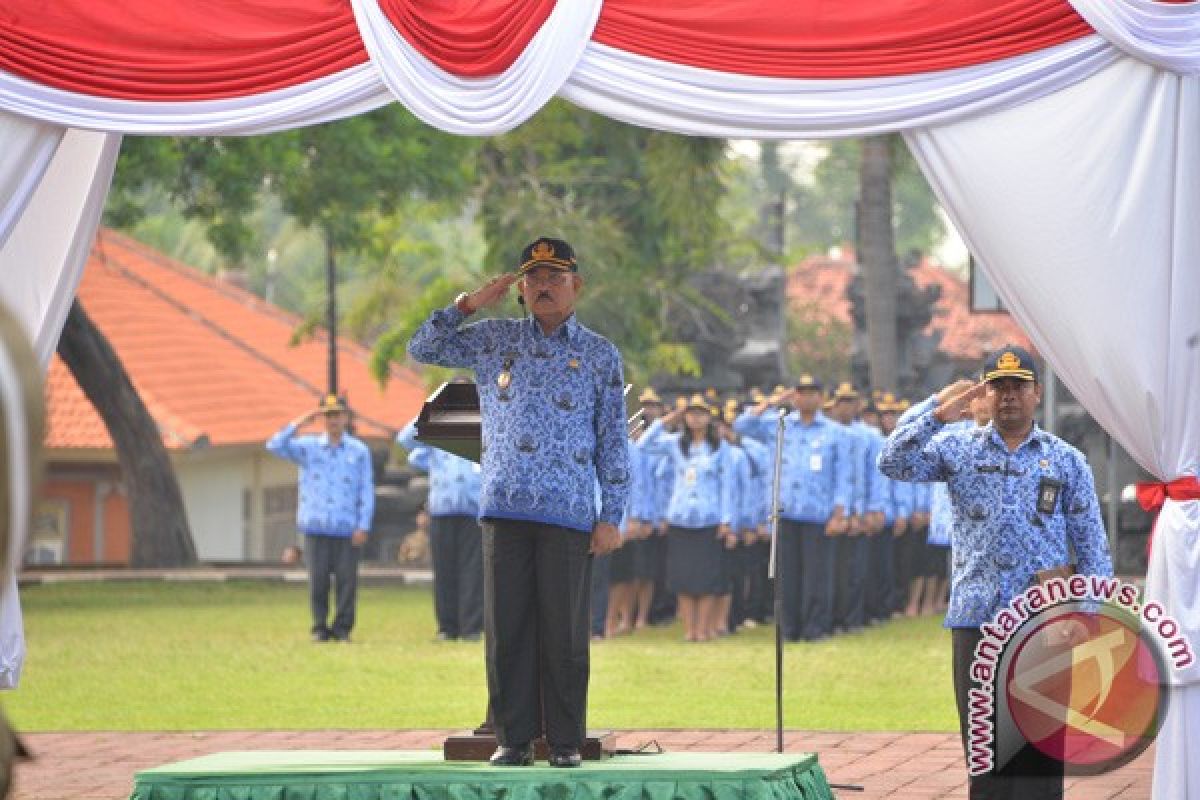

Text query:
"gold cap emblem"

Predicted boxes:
[[531, 241, 555, 261], [997, 351, 1021, 371]]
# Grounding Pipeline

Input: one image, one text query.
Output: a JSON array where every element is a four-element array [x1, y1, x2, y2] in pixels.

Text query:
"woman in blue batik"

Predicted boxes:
[[638, 394, 735, 642]]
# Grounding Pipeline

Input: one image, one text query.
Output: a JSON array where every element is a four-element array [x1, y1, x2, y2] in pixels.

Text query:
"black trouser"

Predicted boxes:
[[482, 519, 592, 749], [726, 542, 748, 630], [834, 534, 868, 630], [779, 520, 831, 640], [647, 533, 676, 624], [746, 539, 772, 623], [893, 526, 915, 613], [306, 533, 359, 638], [868, 525, 895, 621], [429, 514, 484, 638], [952, 628, 1065, 800], [589, 552, 611, 637], [802, 522, 834, 639]]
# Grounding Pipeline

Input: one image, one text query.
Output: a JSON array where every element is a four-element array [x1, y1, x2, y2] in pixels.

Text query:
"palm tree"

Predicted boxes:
[[856, 136, 901, 392]]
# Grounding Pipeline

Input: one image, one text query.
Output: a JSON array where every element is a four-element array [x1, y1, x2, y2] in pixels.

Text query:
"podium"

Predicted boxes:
[[414, 381, 481, 462], [415, 382, 613, 761]]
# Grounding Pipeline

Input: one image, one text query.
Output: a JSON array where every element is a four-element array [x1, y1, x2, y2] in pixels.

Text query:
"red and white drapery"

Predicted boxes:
[[0, 3, 1198, 794]]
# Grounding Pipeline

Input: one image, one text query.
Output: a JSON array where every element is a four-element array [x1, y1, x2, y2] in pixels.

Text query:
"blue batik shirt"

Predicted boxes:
[[396, 421, 481, 517], [739, 435, 771, 531], [652, 453, 675, 527], [265, 426, 375, 537], [638, 419, 735, 530], [408, 306, 630, 534], [878, 401, 1113, 628], [855, 422, 888, 515], [835, 420, 868, 516], [728, 443, 753, 532], [928, 483, 953, 547], [622, 441, 657, 535], [926, 420, 975, 547], [735, 409, 851, 524]]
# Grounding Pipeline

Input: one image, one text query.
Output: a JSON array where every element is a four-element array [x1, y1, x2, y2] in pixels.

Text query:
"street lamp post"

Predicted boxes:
[[325, 235, 338, 396]]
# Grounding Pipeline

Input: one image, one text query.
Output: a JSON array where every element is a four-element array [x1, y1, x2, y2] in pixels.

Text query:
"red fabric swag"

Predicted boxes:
[[1136, 476, 1200, 557], [592, 0, 1094, 78], [378, 0, 559, 79], [0, 0, 367, 101]]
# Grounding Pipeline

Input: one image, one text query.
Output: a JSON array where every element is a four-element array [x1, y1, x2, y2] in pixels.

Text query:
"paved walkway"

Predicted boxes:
[[12, 729, 1153, 800]]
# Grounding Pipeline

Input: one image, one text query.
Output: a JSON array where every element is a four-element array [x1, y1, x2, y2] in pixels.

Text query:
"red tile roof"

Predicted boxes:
[[787, 249, 1032, 361], [46, 229, 428, 452]]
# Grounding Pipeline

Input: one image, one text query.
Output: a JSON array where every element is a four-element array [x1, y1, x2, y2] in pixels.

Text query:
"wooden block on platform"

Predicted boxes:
[[443, 731, 615, 761]]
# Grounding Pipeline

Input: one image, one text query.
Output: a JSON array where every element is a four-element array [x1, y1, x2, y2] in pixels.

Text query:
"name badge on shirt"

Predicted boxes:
[[685, 466, 698, 485], [1037, 477, 1062, 514], [809, 454, 823, 472]]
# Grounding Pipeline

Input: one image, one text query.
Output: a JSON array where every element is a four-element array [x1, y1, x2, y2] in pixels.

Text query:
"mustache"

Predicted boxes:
[[536, 291, 553, 301]]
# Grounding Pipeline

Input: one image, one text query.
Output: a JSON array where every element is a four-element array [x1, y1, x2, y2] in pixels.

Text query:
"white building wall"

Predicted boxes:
[[175, 449, 298, 562]]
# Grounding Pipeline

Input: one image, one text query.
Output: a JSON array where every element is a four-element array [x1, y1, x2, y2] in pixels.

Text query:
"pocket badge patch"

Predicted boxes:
[[1036, 477, 1062, 514]]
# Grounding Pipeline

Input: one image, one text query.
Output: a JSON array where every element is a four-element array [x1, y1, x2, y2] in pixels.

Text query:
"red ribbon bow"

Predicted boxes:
[[1136, 476, 1200, 556]]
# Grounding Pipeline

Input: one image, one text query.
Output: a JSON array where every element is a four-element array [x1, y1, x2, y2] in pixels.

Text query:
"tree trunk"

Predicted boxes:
[[759, 142, 787, 259], [857, 136, 900, 391], [57, 299, 196, 567]]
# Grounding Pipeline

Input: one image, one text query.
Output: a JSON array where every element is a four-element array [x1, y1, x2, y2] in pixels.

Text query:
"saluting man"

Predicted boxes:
[[879, 345, 1112, 798], [736, 375, 852, 641], [408, 237, 628, 768]]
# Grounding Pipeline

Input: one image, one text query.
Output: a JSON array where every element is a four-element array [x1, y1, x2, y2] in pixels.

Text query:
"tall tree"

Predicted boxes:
[[856, 136, 901, 392], [57, 300, 196, 566]]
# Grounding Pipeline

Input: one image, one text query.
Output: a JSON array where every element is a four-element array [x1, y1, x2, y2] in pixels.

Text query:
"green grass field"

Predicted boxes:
[[4, 581, 958, 732]]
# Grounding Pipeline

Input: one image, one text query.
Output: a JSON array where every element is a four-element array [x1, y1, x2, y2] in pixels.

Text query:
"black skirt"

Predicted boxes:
[[924, 542, 949, 579], [610, 541, 635, 583], [666, 526, 726, 596], [630, 536, 659, 581]]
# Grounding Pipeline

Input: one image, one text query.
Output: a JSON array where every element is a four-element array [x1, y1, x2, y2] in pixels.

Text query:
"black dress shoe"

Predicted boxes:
[[548, 747, 581, 768], [489, 745, 533, 766]]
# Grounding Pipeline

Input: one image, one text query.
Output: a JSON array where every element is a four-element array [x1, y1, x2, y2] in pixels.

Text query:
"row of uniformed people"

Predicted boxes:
[[602, 381, 948, 643]]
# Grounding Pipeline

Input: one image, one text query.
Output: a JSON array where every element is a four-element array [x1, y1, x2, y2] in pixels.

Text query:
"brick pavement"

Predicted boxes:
[[11, 729, 1154, 800]]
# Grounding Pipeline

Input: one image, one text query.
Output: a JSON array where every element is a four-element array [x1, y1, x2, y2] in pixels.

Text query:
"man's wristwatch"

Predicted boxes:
[[454, 292, 475, 315]]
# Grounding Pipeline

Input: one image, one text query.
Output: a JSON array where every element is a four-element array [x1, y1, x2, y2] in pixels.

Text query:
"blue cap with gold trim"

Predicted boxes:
[[982, 345, 1038, 383], [686, 393, 716, 415], [638, 387, 663, 405], [317, 394, 349, 414], [517, 237, 577, 274], [832, 381, 859, 401], [794, 373, 823, 392]]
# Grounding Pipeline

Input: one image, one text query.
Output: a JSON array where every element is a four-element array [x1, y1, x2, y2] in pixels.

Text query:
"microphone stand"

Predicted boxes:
[[768, 407, 787, 753]]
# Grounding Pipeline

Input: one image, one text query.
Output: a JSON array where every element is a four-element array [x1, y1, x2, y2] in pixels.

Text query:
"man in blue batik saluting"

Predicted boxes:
[[408, 237, 628, 769]]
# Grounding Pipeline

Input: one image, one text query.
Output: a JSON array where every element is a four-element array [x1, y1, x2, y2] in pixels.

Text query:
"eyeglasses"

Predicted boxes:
[[522, 270, 569, 287]]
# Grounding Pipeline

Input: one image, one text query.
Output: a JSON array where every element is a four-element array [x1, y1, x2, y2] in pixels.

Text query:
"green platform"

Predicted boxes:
[[130, 750, 835, 800]]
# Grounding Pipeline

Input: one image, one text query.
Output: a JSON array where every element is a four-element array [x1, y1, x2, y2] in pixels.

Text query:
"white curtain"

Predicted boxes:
[[906, 55, 1199, 799], [562, 37, 1118, 139], [0, 112, 63, 245], [0, 126, 121, 366], [0, 66, 390, 136], [1067, 0, 1200, 74]]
